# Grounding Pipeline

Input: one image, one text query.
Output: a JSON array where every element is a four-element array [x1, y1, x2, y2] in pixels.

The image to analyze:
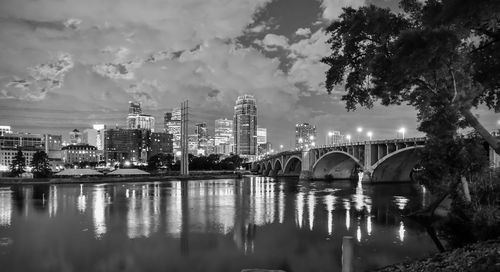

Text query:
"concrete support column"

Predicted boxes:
[[299, 149, 313, 180]]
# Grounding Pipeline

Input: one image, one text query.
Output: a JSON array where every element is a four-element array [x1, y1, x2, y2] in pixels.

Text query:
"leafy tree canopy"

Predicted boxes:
[[322, 0, 500, 153], [30, 150, 52, 178], [9, 149, 26, 177]]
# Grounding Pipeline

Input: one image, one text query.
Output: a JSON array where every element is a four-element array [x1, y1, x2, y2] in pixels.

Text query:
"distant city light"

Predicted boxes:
[[309, 135, 314, 140]]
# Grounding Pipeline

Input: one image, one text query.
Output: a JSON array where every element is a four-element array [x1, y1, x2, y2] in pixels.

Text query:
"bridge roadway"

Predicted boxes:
[[250, 137, 426, 183]]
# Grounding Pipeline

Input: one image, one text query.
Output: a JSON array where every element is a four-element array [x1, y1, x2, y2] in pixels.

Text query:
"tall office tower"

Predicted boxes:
[[69, 129, 82, 145], [215, 118, 233, 154], [129, 101, 142, 114], [233, 94, 257, 155], [165, 108, 181, 153], [93, 124, 106, 150], [295, 123, 317, 149], [195, 123, 208, 151]]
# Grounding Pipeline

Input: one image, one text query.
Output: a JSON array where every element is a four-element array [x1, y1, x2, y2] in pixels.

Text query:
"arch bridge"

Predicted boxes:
[[251, 137, 426, 183]]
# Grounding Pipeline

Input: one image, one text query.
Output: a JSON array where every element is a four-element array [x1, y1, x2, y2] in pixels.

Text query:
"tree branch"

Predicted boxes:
[[460, 107, 500, 155]]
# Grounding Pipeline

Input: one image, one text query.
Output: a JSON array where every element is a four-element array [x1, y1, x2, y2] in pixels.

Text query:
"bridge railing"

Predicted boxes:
[[314, 137, 427, 149]]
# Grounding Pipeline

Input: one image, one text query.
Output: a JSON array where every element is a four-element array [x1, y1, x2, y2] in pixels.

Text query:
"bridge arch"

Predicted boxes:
[[263, 161, 273, 176], [283, 155, 302, 176], [371, 146, 423, 182], [312, 151, 363, 180], [271, 159, 283, 176]]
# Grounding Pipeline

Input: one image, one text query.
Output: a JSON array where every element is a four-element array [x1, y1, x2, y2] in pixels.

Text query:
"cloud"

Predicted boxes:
[[257, 33, 290, 51], [288, 29, 332, 94], [295, 27, 311, 36], [318, 0, 366, 20]]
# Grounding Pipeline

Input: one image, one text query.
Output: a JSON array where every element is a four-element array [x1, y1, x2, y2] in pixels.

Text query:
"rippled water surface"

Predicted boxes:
[[0, 177, 437, 272]]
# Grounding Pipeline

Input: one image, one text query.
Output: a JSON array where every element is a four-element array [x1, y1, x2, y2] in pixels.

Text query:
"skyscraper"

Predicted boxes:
[[295, 123, 316, 149], [215, 118, 233, 154], [126, 101, 155, 131], [257, 128, 267, 145], [233, 94, 257, 155], [195, 123, 208, 152], [165, 108, 181, 153]]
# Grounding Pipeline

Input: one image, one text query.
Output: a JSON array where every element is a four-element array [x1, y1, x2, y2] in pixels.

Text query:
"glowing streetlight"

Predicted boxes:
[[356, 127, 363, 141], [280, 144, 284, 150], [309, 135, 315, 141], [398, 127, 406, 139], [311, 142, 316, 147], [367, 131, 373, 141], [298, 137, 303, 143], [346, 134, 351, 143]]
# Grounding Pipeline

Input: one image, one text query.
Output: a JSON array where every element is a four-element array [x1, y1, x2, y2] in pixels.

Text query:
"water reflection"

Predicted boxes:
[[0, 189, 11, 226], [0, 178, 435, 272]]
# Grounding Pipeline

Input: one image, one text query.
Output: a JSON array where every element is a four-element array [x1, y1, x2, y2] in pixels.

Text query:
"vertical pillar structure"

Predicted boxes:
[[362, 143, 373, 182], [180, 100, 189, 176], [299, 149, 313, 180]]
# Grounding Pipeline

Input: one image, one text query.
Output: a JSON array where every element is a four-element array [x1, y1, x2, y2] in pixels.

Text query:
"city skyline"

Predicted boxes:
[[0, 0, 498, 149]]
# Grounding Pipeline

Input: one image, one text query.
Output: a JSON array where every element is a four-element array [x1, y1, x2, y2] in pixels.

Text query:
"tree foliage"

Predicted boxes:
[[9, 149, 26, 177], [147, 153, 174, 171], [322, 0, 500, 154], [30, 150, 52, 178]]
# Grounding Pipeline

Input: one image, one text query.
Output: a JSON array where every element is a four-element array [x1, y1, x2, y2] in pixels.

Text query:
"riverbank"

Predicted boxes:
[[372, 238, 500, 272], [0, 172, 245, 185]]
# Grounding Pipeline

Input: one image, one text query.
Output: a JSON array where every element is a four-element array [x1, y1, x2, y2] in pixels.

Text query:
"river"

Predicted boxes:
[[0, 176, 437, 271]]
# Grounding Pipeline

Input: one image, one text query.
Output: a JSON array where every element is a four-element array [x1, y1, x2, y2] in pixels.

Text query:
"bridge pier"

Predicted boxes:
[[299, 170, 313, 180]]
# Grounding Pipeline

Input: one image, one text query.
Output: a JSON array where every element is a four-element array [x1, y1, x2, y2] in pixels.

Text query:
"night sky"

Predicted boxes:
[[0, 0, 497, 147]]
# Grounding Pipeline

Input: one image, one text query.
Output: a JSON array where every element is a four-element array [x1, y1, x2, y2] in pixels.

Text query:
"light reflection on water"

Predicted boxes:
[[0, 177, 436, 272]]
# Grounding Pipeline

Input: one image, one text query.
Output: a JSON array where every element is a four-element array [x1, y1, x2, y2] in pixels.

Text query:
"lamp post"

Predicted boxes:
[[280, 144, 283, 151], [328, 131, 333, 145], [367, 131, 373, 141], [357, 127, 363, 142], [398, 127, 406, 139], [346, 134, 351, 143]]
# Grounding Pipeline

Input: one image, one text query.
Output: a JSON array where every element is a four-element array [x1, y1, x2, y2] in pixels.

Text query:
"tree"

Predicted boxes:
[[147, 153, 174, 171], [322, 0, 500, 155], [30, 150, 52, 178], [9, 149, 26, 177]]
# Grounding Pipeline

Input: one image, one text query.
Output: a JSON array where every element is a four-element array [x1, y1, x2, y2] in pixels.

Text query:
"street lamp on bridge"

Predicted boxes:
[[357, 127, 363, 142], [398, 127, 406, 139], [346, 134, 351, 143], [367, 131, 373, 141]]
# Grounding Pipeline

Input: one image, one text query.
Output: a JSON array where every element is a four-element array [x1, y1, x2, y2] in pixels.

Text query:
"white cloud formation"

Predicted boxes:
[[295, 27, 312, 36], [319, 0, 366, 20], [259, 33, 290, 50], [288, 29, 332, 94]]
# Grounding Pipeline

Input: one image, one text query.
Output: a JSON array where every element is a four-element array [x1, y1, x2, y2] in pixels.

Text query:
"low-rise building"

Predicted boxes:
[[61, 144, 98, 164]]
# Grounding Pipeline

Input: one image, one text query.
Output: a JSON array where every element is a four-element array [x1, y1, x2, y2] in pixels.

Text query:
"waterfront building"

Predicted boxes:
[[126, 101, 155, 131], [0, 132, 45, 171], [165, 108, 181, 153], [0, 126, 12, 136], [215, 118, 233, 154], [61, 144, 98, 164], [44, 134, 62, 160], [233, 94, 257, 155], [104, 128, 172, 164], [69, 129, 82, 145], [295, 123, 316, 149]]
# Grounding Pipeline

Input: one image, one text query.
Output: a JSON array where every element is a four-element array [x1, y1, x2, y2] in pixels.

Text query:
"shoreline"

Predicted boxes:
[[0, 173, 244, 185]]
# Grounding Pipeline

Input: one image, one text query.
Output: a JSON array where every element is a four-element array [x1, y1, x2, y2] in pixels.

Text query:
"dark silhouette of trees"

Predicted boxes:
[[30, 150, 52, 178], [322, 0, 500, 155], [9, 149, 26, 177], [147, 153, 174, 171]]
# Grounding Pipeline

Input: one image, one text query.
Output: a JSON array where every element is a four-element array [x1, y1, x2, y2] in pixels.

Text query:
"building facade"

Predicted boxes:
[[104, 129, 172, 164], [295, 123, 317, 149], [165, 108, 181, 154], [215, 118, 233, 154], [61, 144, 98, 164], [44, 134, 62, 160], [195, 123, 208, 152], [69, 129, 82, 145], [233, 94, 257, 155], [126, 101, 155, 131], [0, 126, 12, 136], [0, 132, 45, 171], [257, 127, 267, 145]]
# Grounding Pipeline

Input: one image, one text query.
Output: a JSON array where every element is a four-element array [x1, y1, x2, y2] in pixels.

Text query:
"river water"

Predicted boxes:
[[0, 177, 437, 272]]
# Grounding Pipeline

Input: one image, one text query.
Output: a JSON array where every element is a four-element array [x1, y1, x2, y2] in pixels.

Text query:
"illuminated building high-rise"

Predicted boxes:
[[195, 123, 208, 152], [233, 94, 257, 155], [126, 101, 155, 131], [295, 123, 316, 149], [164, 108, 181, 154], [215, 118, 233, 154]]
